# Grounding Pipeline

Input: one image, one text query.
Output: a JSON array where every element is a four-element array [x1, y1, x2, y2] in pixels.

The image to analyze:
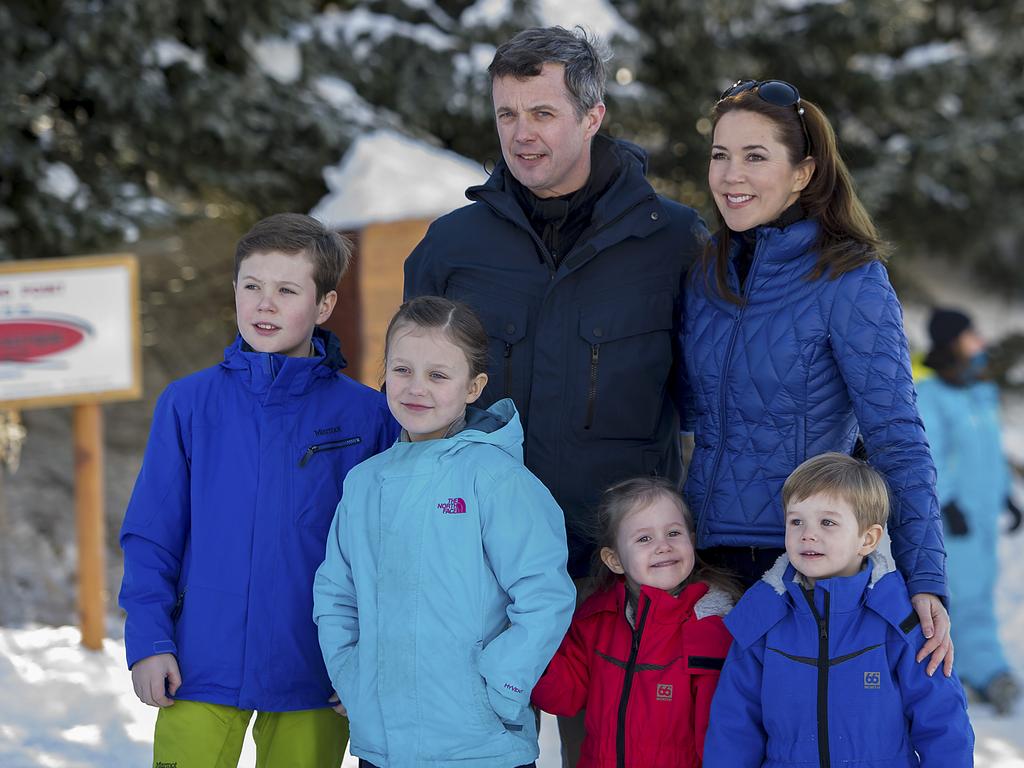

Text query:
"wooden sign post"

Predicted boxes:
[[0, 254, 141, 650]]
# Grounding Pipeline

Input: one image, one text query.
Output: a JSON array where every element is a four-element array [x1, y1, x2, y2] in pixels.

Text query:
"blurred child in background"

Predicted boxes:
[[917, 306, 1023, 714]]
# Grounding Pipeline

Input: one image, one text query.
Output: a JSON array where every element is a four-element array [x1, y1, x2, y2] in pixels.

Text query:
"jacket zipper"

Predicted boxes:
[[698, 235, 762, 535], [170, 588, 186, 622], [802, 587, 831, 768], [503, 342, 513, 398], [616, 595, 651, 768], [299, 437, 362, 467], [584, 344, 600, 429]]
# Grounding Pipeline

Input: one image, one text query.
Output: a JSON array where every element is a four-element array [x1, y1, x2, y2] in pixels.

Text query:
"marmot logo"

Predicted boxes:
[[314, 426, 343, 436], [438, 498, 467, 515]]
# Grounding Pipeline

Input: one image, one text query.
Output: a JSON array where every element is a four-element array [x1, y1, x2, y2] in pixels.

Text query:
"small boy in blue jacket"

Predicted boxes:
[[119, 213, 399, 768], [705, 452, 973, 768]]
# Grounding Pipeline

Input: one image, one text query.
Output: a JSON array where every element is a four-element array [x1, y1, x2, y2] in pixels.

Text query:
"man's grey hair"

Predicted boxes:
[[488, 26, 611, 120]]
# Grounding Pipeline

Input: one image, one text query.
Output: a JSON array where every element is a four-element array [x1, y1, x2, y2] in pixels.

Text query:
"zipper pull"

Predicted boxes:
[[299, 446, 316, 467]]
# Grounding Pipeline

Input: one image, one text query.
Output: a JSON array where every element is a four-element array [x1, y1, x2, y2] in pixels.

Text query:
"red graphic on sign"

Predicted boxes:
[[0, 317, 91, 362]]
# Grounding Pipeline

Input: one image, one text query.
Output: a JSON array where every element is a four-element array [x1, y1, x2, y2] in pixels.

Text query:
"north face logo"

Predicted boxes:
[[656, 684, 673, 701], [438, 497, 467, 515]]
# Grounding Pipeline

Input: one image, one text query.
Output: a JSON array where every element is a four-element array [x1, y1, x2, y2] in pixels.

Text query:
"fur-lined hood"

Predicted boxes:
[[760, 550, 895, 595], [726, 550, 917, 652]]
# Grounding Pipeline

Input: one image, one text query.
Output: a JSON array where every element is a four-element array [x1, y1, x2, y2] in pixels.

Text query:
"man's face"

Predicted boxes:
[[492, 62, 605, 198]]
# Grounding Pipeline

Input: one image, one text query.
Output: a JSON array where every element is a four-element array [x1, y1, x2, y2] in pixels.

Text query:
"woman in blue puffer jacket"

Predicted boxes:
[[680, 79, 953, 674]]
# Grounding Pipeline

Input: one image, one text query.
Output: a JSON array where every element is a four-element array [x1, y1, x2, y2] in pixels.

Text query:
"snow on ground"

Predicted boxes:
[[0, 624, 563, 767], [3, 512, 1024, 767]]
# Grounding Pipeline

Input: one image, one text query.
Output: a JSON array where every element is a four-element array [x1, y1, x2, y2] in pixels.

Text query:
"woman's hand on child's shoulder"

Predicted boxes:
[[912, 593, 954, 677], [131, 653, 181, 707]]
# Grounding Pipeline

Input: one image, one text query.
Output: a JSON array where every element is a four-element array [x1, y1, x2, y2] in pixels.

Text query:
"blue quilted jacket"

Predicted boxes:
[[704, 553, 973, 768], [681, 220, 946, 598]]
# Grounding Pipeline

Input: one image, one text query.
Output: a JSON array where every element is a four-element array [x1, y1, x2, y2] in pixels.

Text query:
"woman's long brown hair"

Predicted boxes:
[[698, 89, 891, 304]]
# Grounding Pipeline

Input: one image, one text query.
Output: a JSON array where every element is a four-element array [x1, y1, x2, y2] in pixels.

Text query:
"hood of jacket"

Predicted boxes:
[[218, 327, 346, 396], [726, 550, 913, 651], [579, 579, 732, 626], [388, 397, 525, 465]]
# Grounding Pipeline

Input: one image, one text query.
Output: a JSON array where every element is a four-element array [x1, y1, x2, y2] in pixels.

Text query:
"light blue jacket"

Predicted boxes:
[[916, 377, 1010, 527], [313, 399, 575, 767], [916, 375, 1012, 687]]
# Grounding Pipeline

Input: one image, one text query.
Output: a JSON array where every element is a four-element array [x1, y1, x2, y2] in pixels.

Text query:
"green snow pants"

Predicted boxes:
[[153, 700, 348, 768]]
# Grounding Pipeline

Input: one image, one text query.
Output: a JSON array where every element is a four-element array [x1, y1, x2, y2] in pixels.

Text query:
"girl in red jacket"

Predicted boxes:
[[532, 477, 738, 768]]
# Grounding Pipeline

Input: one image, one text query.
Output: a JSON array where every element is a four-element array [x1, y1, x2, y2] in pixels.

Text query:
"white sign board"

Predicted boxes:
[[0, 254, 141, 409]]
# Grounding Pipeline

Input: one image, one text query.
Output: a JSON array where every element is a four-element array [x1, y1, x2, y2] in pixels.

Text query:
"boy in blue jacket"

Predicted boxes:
[[119, 213, 399, 768], [705, 452, 973, 768]]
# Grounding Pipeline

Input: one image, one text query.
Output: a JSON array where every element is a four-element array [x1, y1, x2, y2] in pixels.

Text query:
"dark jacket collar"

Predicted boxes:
[[467, 135, 667, 272]]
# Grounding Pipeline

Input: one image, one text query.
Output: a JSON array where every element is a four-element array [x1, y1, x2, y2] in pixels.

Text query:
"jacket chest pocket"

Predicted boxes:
[[577, 292, 674, 439], [447, 282, 530, 406], [293, 437, 362, 529]]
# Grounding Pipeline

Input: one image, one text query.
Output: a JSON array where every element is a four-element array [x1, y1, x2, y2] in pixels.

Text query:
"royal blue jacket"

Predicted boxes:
[[681, 220, 946, 597], [313, 399, 575, 767], [704, 554, 974, 768], [405, 135, 706, 577], [119, 330, 398, 711]]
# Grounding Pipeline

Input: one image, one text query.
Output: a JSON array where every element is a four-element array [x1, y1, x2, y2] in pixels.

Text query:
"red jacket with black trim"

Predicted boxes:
[[531, 580, 732, 768]]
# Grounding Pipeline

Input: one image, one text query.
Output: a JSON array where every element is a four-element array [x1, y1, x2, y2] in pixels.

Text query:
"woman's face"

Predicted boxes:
[[709, 109, 815, 232]]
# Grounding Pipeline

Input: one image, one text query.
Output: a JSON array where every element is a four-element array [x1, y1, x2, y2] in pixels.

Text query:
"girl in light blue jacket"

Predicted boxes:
[[313, 296, 576, 768]]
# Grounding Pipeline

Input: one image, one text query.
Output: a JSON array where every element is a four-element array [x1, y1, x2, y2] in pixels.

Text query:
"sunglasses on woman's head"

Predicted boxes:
[[718, 79, 812, 157]]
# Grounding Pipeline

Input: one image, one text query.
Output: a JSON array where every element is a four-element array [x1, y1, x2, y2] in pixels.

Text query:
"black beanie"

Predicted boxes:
[[927, 307, 972, 352]]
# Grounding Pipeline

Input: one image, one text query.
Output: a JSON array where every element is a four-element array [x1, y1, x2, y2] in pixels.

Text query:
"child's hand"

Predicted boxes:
[[131, 653, 181, 707], [328, 692, 348, 716], [912, 593, 954, 677]]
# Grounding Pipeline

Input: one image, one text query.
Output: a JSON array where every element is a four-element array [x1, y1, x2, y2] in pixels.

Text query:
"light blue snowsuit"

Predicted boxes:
[[916, 375, 1012, 688]]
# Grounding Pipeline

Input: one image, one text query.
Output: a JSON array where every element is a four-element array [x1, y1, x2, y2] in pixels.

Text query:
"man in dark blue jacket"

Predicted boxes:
[[404, 26, 705, 583]]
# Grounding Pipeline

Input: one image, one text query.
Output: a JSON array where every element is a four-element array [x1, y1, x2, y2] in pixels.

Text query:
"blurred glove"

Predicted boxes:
[[1006, 498, 1023, 534], [941, 501, 969, 537]]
